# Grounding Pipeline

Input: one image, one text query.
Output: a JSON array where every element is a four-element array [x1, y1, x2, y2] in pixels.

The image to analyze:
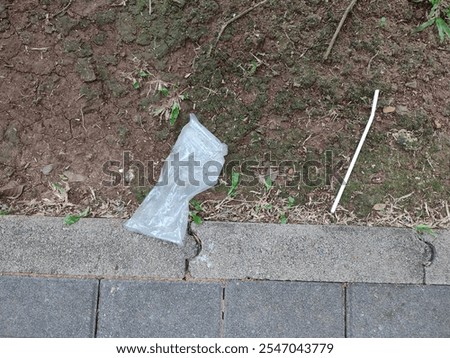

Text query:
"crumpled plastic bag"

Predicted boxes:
[[124, 113, 228, 245]]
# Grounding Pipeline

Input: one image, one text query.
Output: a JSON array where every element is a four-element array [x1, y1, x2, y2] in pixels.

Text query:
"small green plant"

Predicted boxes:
[[189, 199, 203, 224], [153, 92, 187, 126], [52, 182, 65, 195], [415, 224, 437, 237], [64, 207, 90, 225], [170, 102, 180, 126], [415, 0, 450, 43], [228, 171, 240, 197], [248, 60, 258, 76], [132, 70, 151, 89], [264, 176, 273, 192], [287, 196, 295, 208], [138, 70, 151, 78], [0, 209, 10, 216], [132, 187, 150, 204], [159, 87, 169, 97], [379, 16, 387, 28], [280, 196, 295, 224]]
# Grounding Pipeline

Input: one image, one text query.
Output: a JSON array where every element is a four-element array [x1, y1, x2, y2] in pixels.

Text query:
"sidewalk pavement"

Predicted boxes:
[[0, 216, 449, 338]]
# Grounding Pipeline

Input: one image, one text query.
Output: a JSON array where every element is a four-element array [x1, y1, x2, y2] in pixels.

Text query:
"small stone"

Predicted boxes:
[[41, 164, 54, 175], [434, 120, 442, 129], [405, 80, 417, 89]]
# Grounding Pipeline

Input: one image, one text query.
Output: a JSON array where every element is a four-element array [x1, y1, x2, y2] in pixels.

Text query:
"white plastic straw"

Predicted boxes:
[[330, 89, 380, 214]]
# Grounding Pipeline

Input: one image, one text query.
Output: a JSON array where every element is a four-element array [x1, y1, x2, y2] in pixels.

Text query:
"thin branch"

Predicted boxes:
[[149, 0, 152, 15], [80, 108, 87, 132], [323, 0, 358, 60], [366, 51, 379, 75], [208, 0, 269, 57], [51, 0, 73, 19]]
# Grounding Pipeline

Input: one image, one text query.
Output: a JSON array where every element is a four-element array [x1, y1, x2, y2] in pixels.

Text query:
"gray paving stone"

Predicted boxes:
[[424, 230, 450, 285], [97, 280, 222, 337], [347, 283, 450, 337], [190, 222, 427, 283], [224, 281, 344, 337], [0, 216, 188, 278], [0, 275, 98, 337]]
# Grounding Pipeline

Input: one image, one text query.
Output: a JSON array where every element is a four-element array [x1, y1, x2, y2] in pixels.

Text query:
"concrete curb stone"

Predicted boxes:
[[190, 222, 428, 284], [0, 216, 187, 279]]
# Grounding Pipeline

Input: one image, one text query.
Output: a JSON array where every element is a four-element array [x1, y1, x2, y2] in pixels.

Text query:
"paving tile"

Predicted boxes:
[[224, 281, 344, 337], [0, 275, 98, 337], [425, 230, 450, 285], [347, 283, 450, 337], [97, 280, 222, 337], [0, 216, 187, 278], [190, 222, 427, 283]]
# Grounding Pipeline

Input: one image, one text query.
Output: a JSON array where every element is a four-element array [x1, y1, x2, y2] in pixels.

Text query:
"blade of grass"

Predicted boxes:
[[169, 102, 180, 126], [436, 17, 450, 42], [64, 207, 90, 226], [415, 17, 436, 32], [190, 199, 203, 212], [228, 171, 240, 197], [264, 176, 272, 191]]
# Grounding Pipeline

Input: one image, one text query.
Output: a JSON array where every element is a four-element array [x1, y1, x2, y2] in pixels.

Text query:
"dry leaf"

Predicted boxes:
[[373, 203, 386, 211], [0, 182, 24, 199], [63, 171, 87, 182], [383, 106, 395, 113]]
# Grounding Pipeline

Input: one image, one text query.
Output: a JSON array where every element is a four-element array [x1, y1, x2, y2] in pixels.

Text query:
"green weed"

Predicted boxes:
[[280, 196, 295, 224], [170, 102, 180, 126], [415, 0, 450, 43], [64, 207, 90, 225], [228, 171, 240, 197], [159, 87, 169, 97], [52, 182, 65, 195], [264, 176, 273, 192], [153, 92, 187, 126], [415, 224, 437, 237], [189, 199, 203, 224], [287, 196, 295, 208]]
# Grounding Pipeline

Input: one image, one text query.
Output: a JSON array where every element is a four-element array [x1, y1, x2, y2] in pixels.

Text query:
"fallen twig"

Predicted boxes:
[[110, 0, 127, 7], [208, 0, 268, 57], [51, 0, 73, 19], [323, 0, 358, 60], [25, 46, 49, 52], [80, 108, 87, 132], [366, 51, 379, 75]]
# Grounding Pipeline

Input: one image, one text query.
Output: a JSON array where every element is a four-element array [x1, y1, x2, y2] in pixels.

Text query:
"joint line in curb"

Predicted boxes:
[[94, 279, 102, 338]]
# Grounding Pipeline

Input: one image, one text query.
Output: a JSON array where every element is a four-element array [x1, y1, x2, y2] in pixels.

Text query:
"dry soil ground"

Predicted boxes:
[[0, 0, 449, 228]]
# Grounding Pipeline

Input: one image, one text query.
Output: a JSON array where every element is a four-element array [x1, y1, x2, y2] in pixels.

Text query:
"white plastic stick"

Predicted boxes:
[[330, 89, 380, 214]]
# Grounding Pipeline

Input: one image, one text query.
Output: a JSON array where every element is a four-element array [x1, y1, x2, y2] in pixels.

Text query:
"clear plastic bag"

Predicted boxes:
[[124, 113, 228, 245]]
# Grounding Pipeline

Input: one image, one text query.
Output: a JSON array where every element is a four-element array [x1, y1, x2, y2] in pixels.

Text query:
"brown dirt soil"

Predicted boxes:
[[0, 0, 449, 228]]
